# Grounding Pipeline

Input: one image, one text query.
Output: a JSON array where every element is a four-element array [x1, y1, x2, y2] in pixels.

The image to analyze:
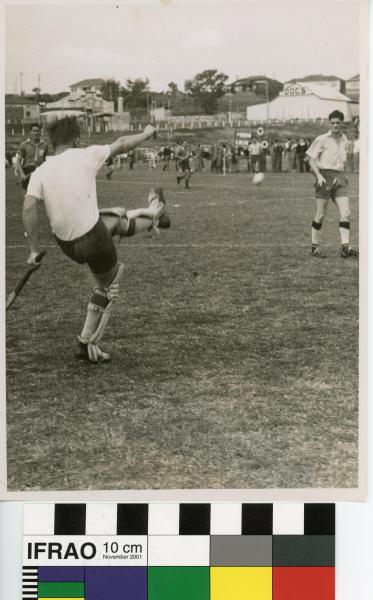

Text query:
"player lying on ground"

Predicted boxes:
[[23, 116, 170, 364], [307, 109, 358, 259]]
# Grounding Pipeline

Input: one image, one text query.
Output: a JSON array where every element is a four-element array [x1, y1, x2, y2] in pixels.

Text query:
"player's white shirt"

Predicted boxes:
[[306, 131, 348, 171], [249, 142, 261, 155], [27, 145, 110, 241]]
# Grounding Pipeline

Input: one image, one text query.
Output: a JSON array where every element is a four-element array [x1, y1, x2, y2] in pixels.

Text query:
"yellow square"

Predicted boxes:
[[211, 567, 272, 600]]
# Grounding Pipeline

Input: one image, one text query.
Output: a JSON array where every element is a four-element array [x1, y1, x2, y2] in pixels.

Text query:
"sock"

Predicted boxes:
[[79, 310, 101, 344], [79, 290, 107, 343], [311, 220, 322, 246], [339, 221, 350, 246]]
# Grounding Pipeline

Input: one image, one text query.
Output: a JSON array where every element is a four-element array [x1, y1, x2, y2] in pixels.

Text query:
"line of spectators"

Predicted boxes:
[[100, 135, 360, 175]]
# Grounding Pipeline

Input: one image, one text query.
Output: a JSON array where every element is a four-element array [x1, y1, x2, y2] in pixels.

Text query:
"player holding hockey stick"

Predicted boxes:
[[23, 116, 170, 363]]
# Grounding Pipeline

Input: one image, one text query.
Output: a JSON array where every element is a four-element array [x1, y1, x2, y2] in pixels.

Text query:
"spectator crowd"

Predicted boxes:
[[6, 135, 360, 175]]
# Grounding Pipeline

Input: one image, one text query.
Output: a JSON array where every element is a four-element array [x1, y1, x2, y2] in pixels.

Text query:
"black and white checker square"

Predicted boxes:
[[23, 502, 335, 536]]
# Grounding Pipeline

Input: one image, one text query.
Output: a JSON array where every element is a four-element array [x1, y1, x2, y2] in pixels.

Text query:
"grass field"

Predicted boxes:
[[5, 163, 359, 491]]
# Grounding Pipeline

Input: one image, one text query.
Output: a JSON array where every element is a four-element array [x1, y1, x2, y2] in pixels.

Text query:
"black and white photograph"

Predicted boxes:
[[2, 0, 367, 496]]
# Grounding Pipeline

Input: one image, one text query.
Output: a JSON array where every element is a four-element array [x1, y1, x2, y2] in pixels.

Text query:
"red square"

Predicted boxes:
[[273, 567, 335, 600]]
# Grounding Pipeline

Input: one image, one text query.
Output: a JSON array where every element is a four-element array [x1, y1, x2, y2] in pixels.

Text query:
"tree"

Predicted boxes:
[[167, 82, 178, 95], [184, 69, 229, 113], [125, 78, 149, 95], [101, 79, 121, 110], [32, 87, 41, 103], [122, 78, 150, 110]]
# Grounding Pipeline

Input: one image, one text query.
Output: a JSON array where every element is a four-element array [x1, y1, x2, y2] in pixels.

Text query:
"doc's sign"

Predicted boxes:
[[283, 84, 307, 96]]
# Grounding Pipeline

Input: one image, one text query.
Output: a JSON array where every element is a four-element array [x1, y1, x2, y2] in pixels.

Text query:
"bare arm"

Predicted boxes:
[[309, 157, 326, 185], [109, 125, 155, 159], [23, 194, 40, 263], [15, 152, 25, 179]]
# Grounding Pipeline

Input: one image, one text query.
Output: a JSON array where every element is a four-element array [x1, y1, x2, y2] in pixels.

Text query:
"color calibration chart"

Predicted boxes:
[[23, 503, 335, 600]]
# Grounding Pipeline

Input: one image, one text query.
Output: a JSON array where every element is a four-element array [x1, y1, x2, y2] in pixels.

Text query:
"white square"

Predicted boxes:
[[273, 503, 304, 535], [210, 503, 242, 535], [23, 504, 55, 535], [148, 536, 210, 566], [148, 503, 180, 535], [85, 503, 117, 535]]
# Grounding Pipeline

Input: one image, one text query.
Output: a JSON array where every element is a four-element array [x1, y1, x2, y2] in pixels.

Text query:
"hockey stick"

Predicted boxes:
[[6, 251, 47, 311]]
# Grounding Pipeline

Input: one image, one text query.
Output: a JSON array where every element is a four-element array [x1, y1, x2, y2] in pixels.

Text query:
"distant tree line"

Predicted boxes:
[[25, 69, 281, 115], [100, 69, 234, 114]]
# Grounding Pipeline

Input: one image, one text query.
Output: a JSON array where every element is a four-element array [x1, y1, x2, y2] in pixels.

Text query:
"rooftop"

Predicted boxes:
[[5, 94, 37, 105], [346, 74, 360, 82], [233, 75, 281, 85], [70, 78, 105, 88], [300, 82, 351, 101], [285, 74, 342, 84]]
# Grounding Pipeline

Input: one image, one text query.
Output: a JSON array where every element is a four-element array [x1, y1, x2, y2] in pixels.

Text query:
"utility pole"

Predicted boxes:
[[38, 73, 41, 93], [265, 80, 269, 135], [257, 79, 270, 136], [20, 71, 23, 95]]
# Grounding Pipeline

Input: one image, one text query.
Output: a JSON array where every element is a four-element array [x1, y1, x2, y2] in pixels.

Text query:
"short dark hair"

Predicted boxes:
[[47, 117, 80, 149], [30, 123, 41, 131], [328, 110, 344, 122]]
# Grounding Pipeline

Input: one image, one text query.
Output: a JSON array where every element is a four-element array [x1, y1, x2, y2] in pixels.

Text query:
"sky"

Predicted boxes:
[[4, 0, 360, 95]]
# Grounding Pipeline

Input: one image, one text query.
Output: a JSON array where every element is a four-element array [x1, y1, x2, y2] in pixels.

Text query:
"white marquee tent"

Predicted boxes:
[[246, 82, 355, 122]]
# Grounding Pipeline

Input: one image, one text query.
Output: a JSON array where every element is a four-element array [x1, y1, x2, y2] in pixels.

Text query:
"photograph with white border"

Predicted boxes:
[[1, 0, 368, 499]]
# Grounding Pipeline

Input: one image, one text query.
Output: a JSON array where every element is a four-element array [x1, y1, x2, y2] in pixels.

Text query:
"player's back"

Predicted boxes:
[[27, 145, 110, 241]]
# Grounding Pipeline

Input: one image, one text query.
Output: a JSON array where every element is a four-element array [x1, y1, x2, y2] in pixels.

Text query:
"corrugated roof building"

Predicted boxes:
[[246, 82, 356, 122], [345, 74, 360, 102]]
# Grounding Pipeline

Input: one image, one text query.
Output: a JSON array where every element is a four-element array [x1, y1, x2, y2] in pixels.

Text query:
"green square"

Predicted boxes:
[[38, 582, 84, 598], [148, 567, 210, 600]]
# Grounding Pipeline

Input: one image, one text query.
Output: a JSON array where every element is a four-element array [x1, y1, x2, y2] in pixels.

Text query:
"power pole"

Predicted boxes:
[[20, 71, 23, 94], [38, 73, 41, 93]]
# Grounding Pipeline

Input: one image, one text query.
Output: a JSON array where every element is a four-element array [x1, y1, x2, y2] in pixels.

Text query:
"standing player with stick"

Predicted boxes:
[[307, 110, 359, 259], [15, 123, 48, 192], [23, 116, 170, 363]]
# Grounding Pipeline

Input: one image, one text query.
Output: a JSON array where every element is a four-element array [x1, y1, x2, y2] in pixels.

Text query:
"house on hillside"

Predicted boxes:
[[345, 74, 360, 101], [218, 76, 283, 112], [246, 81, 356, 122], [46, 91, 114, 114], [70, 78, 105, 94], [5, 95, 41, 124], [44, 81, 115, 133], [230, 76, 283, 98]]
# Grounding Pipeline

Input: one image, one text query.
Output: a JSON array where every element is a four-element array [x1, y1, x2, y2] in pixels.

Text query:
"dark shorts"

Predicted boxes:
[[178, 158, 190, 172], [22, 166, 36, 190], [55, 217, 117, 275], [315, 169, 348, 201]]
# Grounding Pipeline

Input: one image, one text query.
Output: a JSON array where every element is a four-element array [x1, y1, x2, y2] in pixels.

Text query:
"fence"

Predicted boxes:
[[5, 115, 330, 138], [128, 116, 328, 133]]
